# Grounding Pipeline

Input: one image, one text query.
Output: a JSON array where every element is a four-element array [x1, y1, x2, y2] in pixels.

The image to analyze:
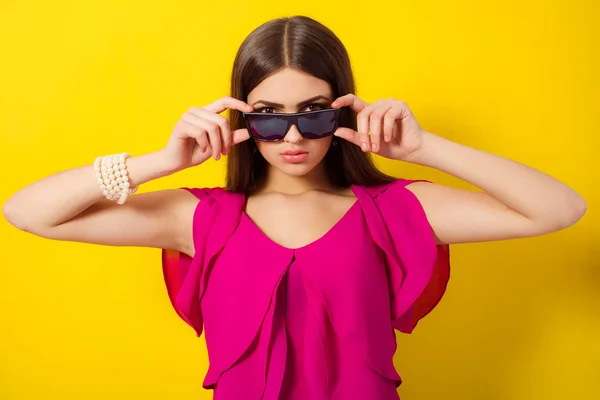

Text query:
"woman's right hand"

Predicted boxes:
[[162, 96, 254, 172]]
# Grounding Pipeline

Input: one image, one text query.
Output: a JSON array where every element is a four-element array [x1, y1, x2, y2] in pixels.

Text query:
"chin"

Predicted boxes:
[[275, 162, 320, 177]]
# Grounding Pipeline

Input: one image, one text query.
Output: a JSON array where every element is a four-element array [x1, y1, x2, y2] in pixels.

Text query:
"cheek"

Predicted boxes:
[[255, 141, 279, 161], [310, 137, 333, 157]]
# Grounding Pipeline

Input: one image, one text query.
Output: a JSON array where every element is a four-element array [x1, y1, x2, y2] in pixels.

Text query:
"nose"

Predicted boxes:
[[284, 124, 303, 144]]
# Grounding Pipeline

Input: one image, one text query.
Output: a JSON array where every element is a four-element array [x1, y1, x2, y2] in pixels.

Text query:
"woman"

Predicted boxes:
[[2, 15, 586, 400]]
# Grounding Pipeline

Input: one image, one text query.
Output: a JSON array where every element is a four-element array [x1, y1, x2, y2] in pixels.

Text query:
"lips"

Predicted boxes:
[[281, 149, 309, 163], [282, 149, 308, 156]]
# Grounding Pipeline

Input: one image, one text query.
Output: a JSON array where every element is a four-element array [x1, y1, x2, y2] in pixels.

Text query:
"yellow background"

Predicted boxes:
[[1, 1, 598, 399]]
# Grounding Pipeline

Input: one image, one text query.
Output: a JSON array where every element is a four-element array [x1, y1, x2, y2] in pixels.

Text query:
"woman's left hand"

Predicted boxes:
[[331, 94, 427, 161]]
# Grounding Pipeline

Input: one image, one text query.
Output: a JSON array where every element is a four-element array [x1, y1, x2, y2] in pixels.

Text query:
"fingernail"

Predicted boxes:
[[361, 142, 368, 151], [215, 154, 220, 160], [372, 144, 377, 152], [385, 135, 390, 142]]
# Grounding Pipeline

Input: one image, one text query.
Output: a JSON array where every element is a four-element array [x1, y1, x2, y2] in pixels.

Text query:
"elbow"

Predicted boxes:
[[529, 193, 587, 235], [550, 193, 587, 231], [2, 198, 29, 232], [3, 199, 21, 230], [3, 197, 64, 238], [566, 194, 587, 226]]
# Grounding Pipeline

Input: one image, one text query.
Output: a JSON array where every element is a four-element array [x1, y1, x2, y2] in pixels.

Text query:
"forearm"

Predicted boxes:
[[406, 132, 587, 227], [2, 150, 174, 230]]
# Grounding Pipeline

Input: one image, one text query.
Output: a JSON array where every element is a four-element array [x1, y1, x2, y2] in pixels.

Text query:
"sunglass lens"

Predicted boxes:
[[247, 115, 288, 141], [297, 110, 338, 139]]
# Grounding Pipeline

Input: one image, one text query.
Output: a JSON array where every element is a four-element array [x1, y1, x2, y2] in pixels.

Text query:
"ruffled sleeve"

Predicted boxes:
[[161, 187, 240, 337], [361, 179, 451, 334]]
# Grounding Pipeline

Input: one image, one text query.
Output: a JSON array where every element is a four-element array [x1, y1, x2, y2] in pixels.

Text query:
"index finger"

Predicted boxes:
[[203, 96, 254, 114], [331, 94, 369, 113], [232, 128, 251, 146]]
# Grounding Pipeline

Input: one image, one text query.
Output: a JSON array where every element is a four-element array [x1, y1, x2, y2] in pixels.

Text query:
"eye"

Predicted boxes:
[[257, 107, 276, 113], [302, 103, 325, 112]]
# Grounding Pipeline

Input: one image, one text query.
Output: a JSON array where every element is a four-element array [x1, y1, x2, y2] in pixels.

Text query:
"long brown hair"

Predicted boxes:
[[226, 16, 395, 194]]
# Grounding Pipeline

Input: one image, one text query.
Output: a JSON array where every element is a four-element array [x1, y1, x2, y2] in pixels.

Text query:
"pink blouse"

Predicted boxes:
[[162, 179, 451, 399]]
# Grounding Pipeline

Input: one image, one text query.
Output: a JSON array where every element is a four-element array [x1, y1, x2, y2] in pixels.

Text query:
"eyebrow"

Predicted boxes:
[[251, 95, 331, 108]]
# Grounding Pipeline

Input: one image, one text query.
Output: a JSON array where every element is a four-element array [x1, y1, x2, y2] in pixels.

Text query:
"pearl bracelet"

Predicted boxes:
[[93, 153, 139, 205]]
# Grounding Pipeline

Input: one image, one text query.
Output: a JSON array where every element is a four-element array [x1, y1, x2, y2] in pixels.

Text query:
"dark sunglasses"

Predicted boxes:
[[242, 108, 342, 142]]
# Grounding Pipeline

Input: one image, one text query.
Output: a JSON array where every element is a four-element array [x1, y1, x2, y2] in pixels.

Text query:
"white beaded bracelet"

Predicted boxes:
[[93, 153, 139, 205]]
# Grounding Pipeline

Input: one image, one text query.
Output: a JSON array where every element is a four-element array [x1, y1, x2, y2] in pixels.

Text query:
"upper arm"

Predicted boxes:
[[41, 189, 200, 254], [404, 181, 542, 245]]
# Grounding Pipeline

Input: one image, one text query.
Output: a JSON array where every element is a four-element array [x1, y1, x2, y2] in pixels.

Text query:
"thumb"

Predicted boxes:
[[232, 128, 251, 146], [334, 127, 360, 147]]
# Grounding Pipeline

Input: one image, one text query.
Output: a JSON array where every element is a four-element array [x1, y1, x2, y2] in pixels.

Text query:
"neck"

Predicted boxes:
[[258, 163, 332, 195]]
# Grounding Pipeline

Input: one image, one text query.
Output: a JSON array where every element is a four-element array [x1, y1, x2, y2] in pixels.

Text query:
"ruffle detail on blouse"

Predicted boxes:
[[162, 187, 244, 338], [359, 180, 451, 333]]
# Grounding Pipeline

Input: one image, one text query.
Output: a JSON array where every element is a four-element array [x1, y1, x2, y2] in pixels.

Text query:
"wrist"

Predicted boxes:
[[403, 131, 440, 166], [126, 150, 178, 187], [153, 149, 187, 175]]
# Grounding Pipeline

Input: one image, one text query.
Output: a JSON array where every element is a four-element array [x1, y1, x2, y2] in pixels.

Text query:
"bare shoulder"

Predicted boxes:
[[161, 187, 201, 215], [403, 180, 461, 198], [402, 180, 498, 212], [47, 187, 203, 254], [401, 180, 538, 244], [105, 187, 200, 220]]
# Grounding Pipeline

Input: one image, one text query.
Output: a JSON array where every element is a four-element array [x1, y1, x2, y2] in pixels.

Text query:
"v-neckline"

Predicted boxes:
[[241, 185, 360, 251]]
